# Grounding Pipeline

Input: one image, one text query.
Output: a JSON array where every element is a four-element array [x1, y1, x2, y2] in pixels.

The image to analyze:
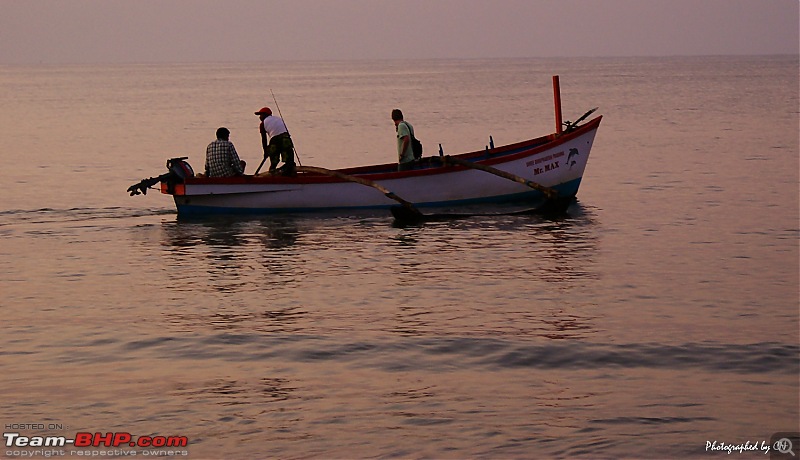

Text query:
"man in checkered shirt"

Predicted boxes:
[[205, 127, 245, 177]]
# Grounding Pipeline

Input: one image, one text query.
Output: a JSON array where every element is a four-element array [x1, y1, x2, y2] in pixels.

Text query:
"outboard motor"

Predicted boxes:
[[163, 157, 194, 194], [166, 157, 194, 180], [127, 157, 195, 196]]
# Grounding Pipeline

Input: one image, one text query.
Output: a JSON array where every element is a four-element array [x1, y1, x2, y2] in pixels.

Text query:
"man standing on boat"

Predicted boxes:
[[256, 107, 296, 175], [392, 109, 415, 171], [205, 127, 245, 177]]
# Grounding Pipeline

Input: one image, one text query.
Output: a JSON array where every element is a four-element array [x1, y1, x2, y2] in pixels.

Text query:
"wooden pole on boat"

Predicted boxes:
[[553, 75, 563, 135], [443, 155, 558, 199], [271, 89, 302, 167], [254, 130, 270, 175], [295, 165, 423, 219]]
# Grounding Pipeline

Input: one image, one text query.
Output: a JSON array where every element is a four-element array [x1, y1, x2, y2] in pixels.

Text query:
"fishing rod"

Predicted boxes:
[[270, 89, 302, 166]]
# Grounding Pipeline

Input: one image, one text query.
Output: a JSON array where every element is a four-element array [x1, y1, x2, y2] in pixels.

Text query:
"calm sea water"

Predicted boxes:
[[0, 56, 798, 459]]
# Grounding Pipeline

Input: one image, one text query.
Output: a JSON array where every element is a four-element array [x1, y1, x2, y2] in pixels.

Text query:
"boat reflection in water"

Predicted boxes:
[[156, 203, 601, 340]]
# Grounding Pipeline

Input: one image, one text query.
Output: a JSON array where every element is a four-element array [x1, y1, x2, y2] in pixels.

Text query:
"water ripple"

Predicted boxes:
[[63, 335, 800, 375]]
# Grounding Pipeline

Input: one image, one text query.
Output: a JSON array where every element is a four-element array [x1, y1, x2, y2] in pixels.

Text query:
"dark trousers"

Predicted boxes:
[[268, 133, 295, 170]]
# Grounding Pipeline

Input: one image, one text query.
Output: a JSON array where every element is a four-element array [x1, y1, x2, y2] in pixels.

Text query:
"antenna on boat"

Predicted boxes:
[[270, 89, 302, 166]]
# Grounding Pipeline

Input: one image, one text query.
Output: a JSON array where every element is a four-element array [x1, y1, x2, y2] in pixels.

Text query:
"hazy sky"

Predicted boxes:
[[1, 0, 797, 64]]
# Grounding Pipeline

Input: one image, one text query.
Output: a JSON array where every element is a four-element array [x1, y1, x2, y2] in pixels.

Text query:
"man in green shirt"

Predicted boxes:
[[392, 109, 416, 171]]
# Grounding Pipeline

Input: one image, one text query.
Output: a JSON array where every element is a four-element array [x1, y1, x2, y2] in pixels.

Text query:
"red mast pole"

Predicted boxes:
[[552, 75, 563, 135]]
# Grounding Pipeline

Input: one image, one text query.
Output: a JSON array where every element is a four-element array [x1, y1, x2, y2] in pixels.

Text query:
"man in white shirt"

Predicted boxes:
[[256, 107, 295, 175]]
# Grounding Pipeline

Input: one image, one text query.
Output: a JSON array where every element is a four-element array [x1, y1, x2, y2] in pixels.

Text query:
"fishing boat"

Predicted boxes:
[[127, 76, 601, 220]]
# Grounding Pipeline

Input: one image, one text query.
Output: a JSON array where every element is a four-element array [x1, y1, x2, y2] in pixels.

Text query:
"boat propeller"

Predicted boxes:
[[127, 174, 169, 196]]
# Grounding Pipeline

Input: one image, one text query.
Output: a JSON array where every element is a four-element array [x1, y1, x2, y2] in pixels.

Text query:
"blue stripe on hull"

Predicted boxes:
[[175, 178, 583, 216]]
